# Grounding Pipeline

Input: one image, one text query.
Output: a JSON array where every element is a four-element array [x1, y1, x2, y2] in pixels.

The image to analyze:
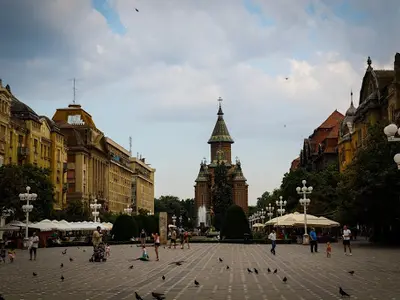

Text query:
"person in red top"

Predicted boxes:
[[181, 231, 190, 249]]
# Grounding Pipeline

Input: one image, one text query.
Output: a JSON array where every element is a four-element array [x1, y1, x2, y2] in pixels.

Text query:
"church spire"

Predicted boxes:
[[208, 97, 234, 144], [345, 89, 356, 116]]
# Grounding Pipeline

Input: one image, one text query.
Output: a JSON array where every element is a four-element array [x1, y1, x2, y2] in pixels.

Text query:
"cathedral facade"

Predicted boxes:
[[194, 99, 248, 226]]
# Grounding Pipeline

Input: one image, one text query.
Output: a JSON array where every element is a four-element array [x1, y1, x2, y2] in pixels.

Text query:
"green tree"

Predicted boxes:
[[211, 161, 233, 230], [62, 199, 90, 222], [221, 204, 250, 239], [111, 214, 138, 241], [256, 189, 281, 209], [338, 123, 400, 243], [0, 164, 55, 221], [279, 168, 311, 213], [154, 196, 196, 229]]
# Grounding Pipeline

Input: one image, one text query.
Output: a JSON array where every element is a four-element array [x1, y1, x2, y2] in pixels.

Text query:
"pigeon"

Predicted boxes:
[[348, 271, 355, 275], [129, 265, 134, 269], [254, 268, 258, 274], [61, 275, 64, 282], [339, 287, 350, 297], [226, 265, 230, 270], [247, 268, 252, 273], [169, 261, 184, 266], [135, 8, 139, 12], [83, 249, 86, 252], [135, 292, 143, 300], [151, 292, 165, 300], [33, 272, 37, 277], [69, 257, 73, 262], [60, 263, 63, 268], [219, 258, 223, 262], [267, 268, 271, 273], [273, 269, 277, 274], [162, 275, 165, 280], [194, 279, 199, 286], [283, 276, 287, 283], [62, 249, 67, 255]]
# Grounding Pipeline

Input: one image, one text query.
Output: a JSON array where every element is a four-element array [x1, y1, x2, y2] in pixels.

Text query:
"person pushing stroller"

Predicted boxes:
[[90, 226, 106, 262]]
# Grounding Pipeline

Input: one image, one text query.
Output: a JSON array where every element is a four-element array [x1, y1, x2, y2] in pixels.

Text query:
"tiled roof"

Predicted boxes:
[[208, 104, 234, 144], [318, 110, 345, 129]]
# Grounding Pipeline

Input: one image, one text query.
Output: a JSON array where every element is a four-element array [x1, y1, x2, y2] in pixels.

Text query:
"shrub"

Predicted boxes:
[[111, 215, 138, 241], [220, 205, 250, 239]]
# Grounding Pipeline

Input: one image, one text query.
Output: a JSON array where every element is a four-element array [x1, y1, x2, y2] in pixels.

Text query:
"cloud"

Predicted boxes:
[[1, 0, 400, 204]]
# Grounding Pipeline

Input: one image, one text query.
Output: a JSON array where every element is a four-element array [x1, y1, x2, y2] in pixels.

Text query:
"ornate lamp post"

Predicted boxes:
[[276, 196, 287, 217], [296, 180, 313, 245], [266, 203, 274, 220], [90, 198, 101, 222], [179, 215, 183, 226], [0, 208, 14, 241], [260, 209, 265, 224], [383, 124, 400, 168], [124, 206, 133, 215], [147, 210, 153, 216], [19, 186, 37, 246], [172, 214, 177, 226]]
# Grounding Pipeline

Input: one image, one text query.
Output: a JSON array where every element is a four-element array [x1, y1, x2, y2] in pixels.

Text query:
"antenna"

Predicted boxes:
[[69, 78, 81, 104], [129, 136, 132, 155]]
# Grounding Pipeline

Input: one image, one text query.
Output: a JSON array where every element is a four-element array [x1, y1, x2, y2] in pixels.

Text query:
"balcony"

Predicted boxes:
[[17, 147, 30, 157]]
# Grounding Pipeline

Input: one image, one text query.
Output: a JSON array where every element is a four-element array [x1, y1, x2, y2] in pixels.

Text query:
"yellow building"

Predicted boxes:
[[338, 54, 400, 171], [105, 137, 134, 212], [130, 156, 155, 214], [0, 81, 67, 208], [0, 80, 11, 167], [52, 104, 109, 209]]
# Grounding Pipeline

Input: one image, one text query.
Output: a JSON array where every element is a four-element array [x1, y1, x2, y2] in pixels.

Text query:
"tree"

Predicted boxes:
[[279, 168, 311, 213], [111, 215, 138, 241], [337, 123, 400, 243], [154, 196, 196, 229], [256, 189, 281, 209], [211, 161, 233, 230], [0, 164, 55, 221], [62, 199, 90, 221], [221, 204, 250, 239]]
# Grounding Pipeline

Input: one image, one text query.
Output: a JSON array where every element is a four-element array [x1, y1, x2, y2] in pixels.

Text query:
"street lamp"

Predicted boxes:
[[266, 203, 274, 220], [260, 209, 265, 224], [296, 179, 313, 245], [276, 196, 287, 217], [179, 215, 183, 225], [172, 214, 177, 226], [383, 124, 400, 168], [90, 198, 101, 222], [124, 206, 133, 215], [19, 186, 37, 246], [0, 208, 14, 241]]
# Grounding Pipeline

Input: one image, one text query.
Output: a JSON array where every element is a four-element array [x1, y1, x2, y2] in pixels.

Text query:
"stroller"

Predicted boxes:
[[89, 243, 107, 262]]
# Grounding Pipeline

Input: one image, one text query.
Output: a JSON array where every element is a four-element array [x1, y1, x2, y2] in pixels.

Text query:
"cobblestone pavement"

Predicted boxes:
[[0, 242, 399, 300]]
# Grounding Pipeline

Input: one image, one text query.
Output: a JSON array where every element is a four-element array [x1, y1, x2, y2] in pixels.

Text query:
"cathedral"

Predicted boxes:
[[194, 98, 249, 226]]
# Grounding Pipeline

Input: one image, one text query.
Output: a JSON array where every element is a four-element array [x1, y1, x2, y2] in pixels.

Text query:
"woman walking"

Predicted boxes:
[[152, 233, 160, 261]]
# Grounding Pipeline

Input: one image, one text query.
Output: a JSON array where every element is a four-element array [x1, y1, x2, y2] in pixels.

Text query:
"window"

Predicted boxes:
[[33, 139, 38, 153], [0, 125, 5, 139], [68, 183, 75, 193], [9, 131, 12, 147], [57, 149, 61, 162], [18, 135, 23, 147], [68, 154, 75, 162], [67, 169, 75, 180]]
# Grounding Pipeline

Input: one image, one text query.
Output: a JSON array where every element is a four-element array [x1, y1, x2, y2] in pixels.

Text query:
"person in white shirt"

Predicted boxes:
[[29, 232, 40, 260], [268, 230, 277, 255], [342, 225, 352, 256]]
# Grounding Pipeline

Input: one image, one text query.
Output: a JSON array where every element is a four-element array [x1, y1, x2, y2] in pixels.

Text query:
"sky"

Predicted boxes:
[[1, 0, 400, 205]]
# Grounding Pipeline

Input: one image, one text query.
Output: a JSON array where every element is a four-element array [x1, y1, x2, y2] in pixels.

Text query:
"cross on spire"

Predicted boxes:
[[351, 89, 353, 104]]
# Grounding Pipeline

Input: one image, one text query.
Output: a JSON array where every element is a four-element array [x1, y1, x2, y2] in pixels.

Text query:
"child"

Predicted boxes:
[[0, 242, 6, 263], [105, 244, 110, 257], [326, 242, 332, 258], [8, 248, 16, 263], [136, 245, 149, 261]]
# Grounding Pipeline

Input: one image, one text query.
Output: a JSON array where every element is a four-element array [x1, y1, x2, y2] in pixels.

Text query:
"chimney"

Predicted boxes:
[[141, 158, 145, 163]]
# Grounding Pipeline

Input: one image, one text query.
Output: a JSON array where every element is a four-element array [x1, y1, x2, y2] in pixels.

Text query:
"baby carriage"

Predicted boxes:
[[90, 243, 107, 262]]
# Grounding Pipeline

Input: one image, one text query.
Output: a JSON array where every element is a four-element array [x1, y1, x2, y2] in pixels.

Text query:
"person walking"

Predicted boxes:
[[309, 228, 318, 253], [92, 226, 103, 249], [169, 230, 177, 249], [152, 233, 160, 261], [29, 232, 39, 261], [140, 229, 147, 247], [342, 225, 352, 256], [268, 230, 276, 255]]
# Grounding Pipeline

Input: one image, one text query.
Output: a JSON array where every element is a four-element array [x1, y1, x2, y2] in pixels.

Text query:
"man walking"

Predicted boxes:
[[29, 232, 39, 261], [342, 225, 352, 256], [268, 230, 276, 255], [309, 228, 318, 253], [140, 229, 147, 247]]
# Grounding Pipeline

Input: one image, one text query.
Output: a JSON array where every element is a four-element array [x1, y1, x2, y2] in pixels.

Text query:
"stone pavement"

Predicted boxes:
[[0, 242, 399, 300]]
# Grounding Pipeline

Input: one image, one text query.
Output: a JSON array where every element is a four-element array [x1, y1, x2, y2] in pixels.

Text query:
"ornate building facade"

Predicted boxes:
[[194, 99, 249, 225], [338, 54, 400, 172], [0, 81, 68, 209], [130, 156, 155, 214], [294, 110, 344, 172]]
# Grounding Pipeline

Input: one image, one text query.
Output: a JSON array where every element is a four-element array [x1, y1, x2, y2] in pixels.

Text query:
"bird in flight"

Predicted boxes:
[[285, 77, 289, 80], [135, 8, 139, 12]]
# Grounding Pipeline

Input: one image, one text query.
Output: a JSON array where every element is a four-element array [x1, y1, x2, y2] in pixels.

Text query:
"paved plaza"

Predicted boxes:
[[0, 242, 399, 300]]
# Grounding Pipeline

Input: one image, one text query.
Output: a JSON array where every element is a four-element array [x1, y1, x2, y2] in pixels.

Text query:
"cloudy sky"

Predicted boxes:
[[1, 0, 399, 205]]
